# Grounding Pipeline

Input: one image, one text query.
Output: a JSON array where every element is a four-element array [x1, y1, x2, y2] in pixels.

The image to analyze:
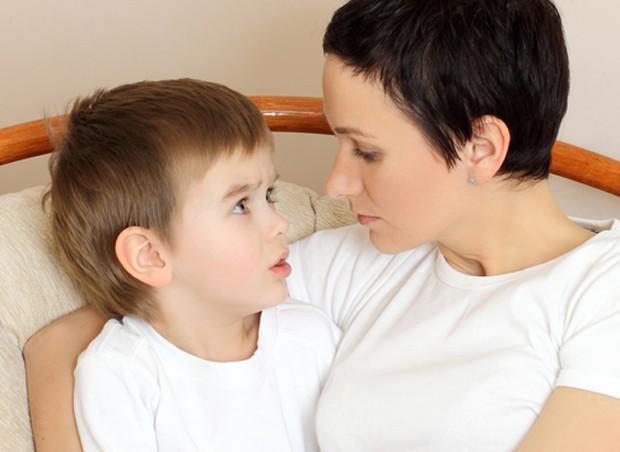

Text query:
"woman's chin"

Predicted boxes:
[[368, 229, 420, 255]]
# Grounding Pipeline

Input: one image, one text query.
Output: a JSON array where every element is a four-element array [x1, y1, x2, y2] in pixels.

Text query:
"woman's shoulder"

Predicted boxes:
[[516, 218, 620, 300], [275, 299, 340, 335], [572, 217, 619, 233], [267, 300, 341, 376], [548, 218, 620, 315], [566, 218, 620, 268], [286, 225, 438, 330], [273, 299, 341, 348]]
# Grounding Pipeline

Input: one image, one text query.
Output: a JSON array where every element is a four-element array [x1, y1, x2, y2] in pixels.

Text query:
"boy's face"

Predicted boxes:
[[165, 146, 290, 318]]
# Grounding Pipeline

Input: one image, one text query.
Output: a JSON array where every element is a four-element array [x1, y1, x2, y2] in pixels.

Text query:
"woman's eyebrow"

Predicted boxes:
[[333, 126, 376, 138]]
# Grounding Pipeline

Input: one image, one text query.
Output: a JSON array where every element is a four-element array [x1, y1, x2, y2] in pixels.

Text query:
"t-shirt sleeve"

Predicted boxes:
[[74, 352, 160, 451], [557, 250, 620, 399], [287, 225, 395, 332], [277, 300, 343, 385]]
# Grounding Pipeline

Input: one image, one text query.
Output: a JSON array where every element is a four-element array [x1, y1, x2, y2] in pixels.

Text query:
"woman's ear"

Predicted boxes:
[[462, 115, 511, 184], [115, 226, 172, 288]]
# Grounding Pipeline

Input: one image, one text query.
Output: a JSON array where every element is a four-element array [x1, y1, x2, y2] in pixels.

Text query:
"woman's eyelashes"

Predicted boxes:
[[353, 147, 379, 162], [232, 186, 277, 215]]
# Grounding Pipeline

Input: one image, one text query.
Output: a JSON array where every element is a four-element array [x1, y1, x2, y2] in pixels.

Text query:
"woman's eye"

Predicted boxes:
[[232, 198, 249, 214], [266, 186, 277, 204], [353, 148, 378, 162]]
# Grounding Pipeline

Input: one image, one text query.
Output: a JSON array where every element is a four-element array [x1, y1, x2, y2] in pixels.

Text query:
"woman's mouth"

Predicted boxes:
[[357, 214, 380, 225]]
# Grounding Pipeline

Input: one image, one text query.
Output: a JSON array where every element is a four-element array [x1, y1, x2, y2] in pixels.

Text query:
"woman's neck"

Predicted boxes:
[[438, 179, 595, 276]]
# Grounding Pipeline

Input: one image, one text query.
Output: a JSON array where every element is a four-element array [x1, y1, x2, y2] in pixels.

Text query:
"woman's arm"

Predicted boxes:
[[518, 387, 620, 451], [23, 305, 108, 452]]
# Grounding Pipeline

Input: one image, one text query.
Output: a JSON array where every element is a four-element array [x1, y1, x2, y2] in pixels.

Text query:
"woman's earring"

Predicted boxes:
[[467, 176, 478, 185]]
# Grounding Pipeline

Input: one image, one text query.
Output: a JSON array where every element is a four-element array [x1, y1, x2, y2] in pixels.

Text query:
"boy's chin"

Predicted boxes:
[[255, 287, 289, 312]]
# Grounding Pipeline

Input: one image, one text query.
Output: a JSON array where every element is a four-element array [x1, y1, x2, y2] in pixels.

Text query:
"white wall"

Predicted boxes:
[[1, 0, 618, 218], [0, 0, 340, 194], [552, 0, 620, 218]]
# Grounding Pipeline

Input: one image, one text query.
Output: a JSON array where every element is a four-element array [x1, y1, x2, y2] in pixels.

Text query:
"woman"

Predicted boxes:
[[25, 0, 620, 450]]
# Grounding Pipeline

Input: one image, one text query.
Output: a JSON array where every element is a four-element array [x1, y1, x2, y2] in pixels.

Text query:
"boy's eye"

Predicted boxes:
[[266, 186, 277, 204], [232, 198, 249, 214], [353, 148, 379, 162]]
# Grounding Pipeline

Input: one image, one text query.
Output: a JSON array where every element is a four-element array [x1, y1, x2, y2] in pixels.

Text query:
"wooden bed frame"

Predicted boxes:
[[1, 96, 619, 197]]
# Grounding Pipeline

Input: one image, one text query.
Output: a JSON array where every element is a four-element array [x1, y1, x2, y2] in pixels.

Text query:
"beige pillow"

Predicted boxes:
[[0, 181, 354, 451]]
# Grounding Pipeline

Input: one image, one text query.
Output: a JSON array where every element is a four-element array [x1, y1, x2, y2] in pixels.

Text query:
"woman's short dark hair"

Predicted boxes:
[[323, 0, 570, 180]]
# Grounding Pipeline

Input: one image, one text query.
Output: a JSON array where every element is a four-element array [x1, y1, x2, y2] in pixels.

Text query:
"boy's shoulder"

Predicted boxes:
[[74, 317, 161, 415], [77, 316, 158, 375], [82, 317, 146, 354]]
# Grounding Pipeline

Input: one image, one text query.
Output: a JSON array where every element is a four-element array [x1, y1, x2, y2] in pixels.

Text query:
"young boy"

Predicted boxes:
[[47, 79, 340, 451]]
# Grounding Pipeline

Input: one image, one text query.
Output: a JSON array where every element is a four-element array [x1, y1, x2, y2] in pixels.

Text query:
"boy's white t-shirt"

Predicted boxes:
[[74, 300, 340, 452], [287, 219, 620, 452]]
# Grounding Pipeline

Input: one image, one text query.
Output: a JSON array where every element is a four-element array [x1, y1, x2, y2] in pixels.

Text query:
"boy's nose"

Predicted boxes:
[[325, 150, 363, 199]]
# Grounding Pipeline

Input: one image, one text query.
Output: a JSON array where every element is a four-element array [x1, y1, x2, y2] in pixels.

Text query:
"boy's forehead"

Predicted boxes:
[[221, 171, 279, 201], [195, 146, 277, 197]]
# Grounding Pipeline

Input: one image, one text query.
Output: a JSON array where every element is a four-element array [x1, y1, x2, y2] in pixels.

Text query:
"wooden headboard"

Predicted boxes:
[[1, 96, 619, 196]]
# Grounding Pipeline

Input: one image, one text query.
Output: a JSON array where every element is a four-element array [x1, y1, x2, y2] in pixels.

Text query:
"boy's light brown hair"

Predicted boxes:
[[47, 79, 272, 320]]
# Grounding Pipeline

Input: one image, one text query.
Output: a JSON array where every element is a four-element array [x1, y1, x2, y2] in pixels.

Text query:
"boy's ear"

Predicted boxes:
[[462, 115, 511, 184], [115, 226, 172, 288]]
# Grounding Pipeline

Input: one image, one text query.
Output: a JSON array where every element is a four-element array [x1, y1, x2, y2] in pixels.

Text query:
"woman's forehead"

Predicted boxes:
[[323, 57, 413, 139]]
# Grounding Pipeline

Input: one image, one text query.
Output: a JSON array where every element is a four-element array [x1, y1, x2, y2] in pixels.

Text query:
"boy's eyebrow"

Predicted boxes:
[[222, 173, 279, 201]]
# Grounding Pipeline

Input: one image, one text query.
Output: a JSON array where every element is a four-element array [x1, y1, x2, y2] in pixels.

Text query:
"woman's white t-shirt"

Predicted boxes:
[[288, 219, 620, 452]]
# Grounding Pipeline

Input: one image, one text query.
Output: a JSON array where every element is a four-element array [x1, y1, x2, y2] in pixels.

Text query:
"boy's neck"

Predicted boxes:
[[149, 305, 261, 362]]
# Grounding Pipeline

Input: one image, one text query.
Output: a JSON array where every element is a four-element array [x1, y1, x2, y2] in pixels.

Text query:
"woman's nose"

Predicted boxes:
[[325, 150, 363, 199]]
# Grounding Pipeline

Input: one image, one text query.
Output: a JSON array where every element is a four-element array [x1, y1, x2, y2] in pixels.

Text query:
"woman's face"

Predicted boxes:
[[322, 54, 471, 253]]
